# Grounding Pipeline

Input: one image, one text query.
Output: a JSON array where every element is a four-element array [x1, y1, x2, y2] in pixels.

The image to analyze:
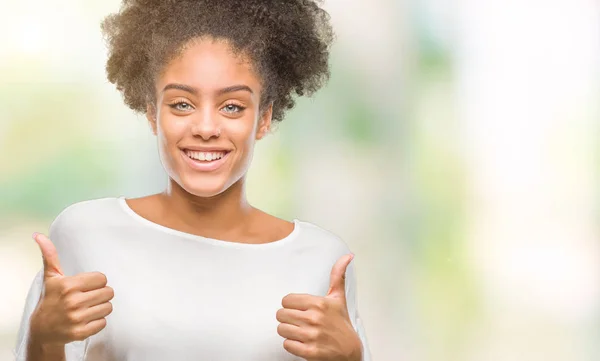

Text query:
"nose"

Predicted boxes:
[[190, 108, 221, 140]]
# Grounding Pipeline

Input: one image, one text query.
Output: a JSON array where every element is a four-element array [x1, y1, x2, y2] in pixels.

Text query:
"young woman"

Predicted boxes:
[[14, 1, 371, 360]]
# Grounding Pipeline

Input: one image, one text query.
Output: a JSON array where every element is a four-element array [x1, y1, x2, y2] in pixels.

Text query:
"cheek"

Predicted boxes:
[[159, 116, 188, 136], [223, 118, 258, 175], [229, 115, 258, 144], [156, 118, 189, 171], [157, 117, 187, 149]]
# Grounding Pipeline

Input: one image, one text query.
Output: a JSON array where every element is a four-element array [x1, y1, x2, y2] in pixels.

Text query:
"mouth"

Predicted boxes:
[[181, 149, 232, 172]]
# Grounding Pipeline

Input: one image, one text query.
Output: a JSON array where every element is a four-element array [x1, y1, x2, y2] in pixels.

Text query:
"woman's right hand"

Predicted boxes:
[[29, 233, 114, 346]]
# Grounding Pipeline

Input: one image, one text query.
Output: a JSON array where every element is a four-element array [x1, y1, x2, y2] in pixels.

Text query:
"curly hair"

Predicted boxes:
[[100, 0, 335, 122]]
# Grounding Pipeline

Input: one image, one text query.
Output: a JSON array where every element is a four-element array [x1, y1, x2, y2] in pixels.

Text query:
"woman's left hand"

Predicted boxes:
[[276, 254, 363, 361]]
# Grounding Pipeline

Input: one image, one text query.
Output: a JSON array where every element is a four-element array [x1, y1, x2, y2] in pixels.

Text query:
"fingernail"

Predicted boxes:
[[32, 232, 38, 240]]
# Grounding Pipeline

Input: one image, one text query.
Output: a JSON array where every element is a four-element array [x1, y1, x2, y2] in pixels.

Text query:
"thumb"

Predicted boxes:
[[326, 253, 354, 300], [33, 232, 64, 278]]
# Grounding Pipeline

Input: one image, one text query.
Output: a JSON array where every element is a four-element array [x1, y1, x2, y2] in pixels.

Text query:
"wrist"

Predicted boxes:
[[26, 337, 65, 361], [28, 323, 65, 354], [28, 333, 65, 352]]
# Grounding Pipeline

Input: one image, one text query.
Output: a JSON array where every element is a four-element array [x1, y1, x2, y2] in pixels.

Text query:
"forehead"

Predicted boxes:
[[157, 38, 261, 93]]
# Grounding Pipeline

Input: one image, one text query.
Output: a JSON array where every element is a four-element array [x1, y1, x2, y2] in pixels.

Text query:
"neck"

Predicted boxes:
[[160, 177, 255, 236]]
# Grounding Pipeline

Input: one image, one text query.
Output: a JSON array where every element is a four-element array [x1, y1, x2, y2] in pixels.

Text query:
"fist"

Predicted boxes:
[[29, 233, 114, 345], [277, 253, 363, 361]]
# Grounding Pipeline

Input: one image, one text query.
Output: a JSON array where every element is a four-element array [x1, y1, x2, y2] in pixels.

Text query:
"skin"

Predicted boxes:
[[129, 36, 293, 244], [28, 37, 362, 361]]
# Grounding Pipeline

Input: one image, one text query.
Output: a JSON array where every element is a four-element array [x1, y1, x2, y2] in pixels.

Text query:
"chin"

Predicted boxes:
[[184, 183, 228, 198], [179, 176, 232, 199]]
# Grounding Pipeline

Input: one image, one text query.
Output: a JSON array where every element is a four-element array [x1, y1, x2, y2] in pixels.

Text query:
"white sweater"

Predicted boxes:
[[14, 197, 371, 361]]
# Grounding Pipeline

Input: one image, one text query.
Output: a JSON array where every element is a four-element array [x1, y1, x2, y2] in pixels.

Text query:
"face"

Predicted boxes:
[[147, 37, 272, 198]]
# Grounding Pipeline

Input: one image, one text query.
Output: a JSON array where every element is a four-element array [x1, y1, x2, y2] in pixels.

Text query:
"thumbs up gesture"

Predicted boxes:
[[29, 233, 114, 346], [276, 254, 363, 361]]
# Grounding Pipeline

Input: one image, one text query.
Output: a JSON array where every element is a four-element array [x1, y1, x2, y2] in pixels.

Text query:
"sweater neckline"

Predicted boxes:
[[116, 196, 301, 249]]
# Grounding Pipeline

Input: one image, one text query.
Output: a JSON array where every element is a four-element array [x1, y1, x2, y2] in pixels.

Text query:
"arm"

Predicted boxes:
[[345, 258, 372, 361], [15, 226, 109, 361], [277, 253, 371, 361], [13, 269, 66, 361]]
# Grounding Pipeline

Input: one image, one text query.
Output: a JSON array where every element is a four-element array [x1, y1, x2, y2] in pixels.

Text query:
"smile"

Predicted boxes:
[[185, 150, 227, 161], [181, 149, 231, 172]]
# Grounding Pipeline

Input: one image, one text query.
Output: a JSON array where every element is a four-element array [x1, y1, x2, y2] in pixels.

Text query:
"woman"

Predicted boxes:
[[14, 0, 371, 360]]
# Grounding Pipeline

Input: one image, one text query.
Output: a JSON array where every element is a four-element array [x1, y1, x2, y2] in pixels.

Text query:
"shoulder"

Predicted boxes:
[[47, 197, 123, 275], [295, 219, 353, 256], [49, 197, 122, 237], [295, 219, 361, 294]]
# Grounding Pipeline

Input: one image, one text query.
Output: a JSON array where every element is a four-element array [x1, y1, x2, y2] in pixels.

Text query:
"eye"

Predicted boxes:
[[169, 101, 194, 112], [221, 103, 246, 114]]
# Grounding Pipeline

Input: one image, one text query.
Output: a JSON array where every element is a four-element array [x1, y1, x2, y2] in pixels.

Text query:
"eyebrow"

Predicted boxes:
[[162, 83, 198, 95], [162, 83, 254, 96], [217, 84, 254, 96]]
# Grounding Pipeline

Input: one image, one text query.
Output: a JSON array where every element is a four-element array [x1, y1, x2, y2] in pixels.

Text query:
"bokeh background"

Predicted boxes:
[[1, 0, 599, 360]]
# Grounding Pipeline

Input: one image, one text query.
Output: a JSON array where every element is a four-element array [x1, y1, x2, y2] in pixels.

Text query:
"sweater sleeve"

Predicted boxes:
[[13, 268, 43, 361], [345, 259, 372, 361]]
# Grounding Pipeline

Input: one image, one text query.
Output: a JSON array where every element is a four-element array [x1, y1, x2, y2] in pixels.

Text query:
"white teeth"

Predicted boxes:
[[185, 150, 226, 162]]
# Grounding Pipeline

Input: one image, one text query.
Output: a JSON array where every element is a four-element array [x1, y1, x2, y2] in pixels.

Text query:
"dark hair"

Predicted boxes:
[[100, 0, 335, 122]]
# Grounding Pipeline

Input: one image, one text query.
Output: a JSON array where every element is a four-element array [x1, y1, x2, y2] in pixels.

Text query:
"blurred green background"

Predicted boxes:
[[1, 1, 599, 360]]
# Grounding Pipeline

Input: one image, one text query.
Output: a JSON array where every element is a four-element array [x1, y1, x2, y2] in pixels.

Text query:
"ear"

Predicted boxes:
[[255, 102, 273, 140], [146, 103, 158, 136]]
